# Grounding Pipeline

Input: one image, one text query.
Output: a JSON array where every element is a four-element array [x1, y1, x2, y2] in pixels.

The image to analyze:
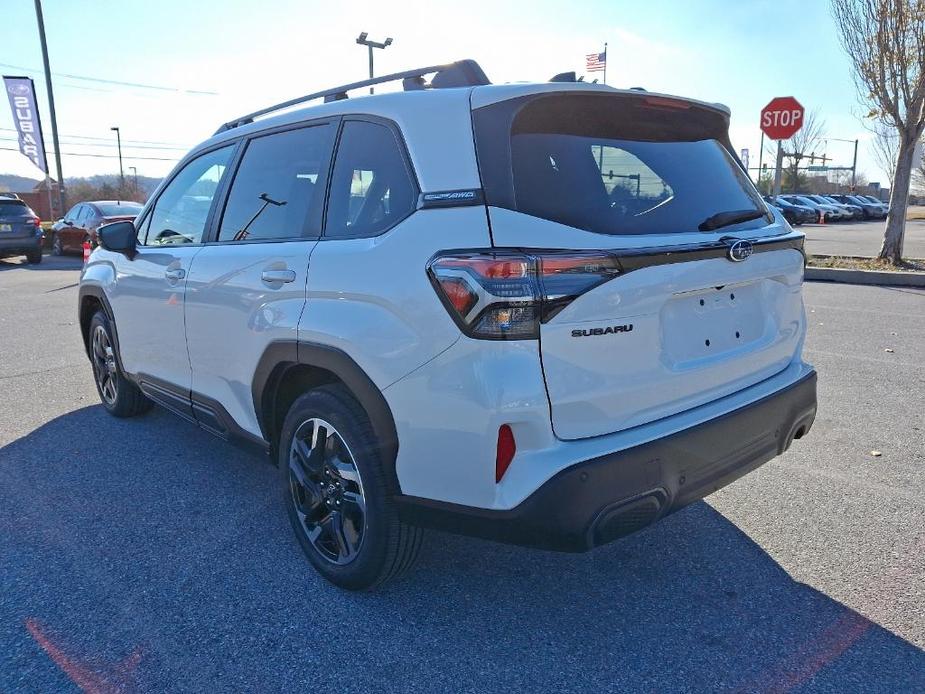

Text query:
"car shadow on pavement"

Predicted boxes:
[[1, 405, 923, 692], [0, 256, 83, 272]]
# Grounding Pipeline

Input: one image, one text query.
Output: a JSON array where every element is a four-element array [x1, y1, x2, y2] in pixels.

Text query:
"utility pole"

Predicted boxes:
[[33, 0, 65, 213], [773, 141, 783, 195], [851, 138, 858, 191], [356, 32, 393, 94], [825, 137, 860, 192], [111, 126, 124, 188], [756, 131, 765, 188]]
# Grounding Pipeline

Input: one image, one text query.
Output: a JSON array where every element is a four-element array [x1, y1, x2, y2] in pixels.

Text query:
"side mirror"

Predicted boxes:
[[98, 220, 137, 259]]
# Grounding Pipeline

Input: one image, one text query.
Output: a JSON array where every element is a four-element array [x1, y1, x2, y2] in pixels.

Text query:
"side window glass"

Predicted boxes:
[[65, 205, 81, 223], [325, 121, 416, 239], [217, 123, 334, 242], [144, 145, 234, 246]]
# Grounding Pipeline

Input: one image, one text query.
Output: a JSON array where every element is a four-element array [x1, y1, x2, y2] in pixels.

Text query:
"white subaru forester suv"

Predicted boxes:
[[79, 60, 816, 590]]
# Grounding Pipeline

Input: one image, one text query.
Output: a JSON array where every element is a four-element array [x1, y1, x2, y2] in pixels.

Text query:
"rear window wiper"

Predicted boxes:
[[698, 209, 766, 232]]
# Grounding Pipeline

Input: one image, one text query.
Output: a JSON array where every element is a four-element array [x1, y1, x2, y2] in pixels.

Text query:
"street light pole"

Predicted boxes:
[[851, 138, 859, 191], [355, 32, 393, 95], [824, 136, 861, 192], [111, 127, 124, 189], [33, 0, 65, 215]]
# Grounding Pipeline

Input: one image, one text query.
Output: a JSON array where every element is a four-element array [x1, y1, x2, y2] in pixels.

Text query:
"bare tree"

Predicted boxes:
[[832, 0, 925, 263], [764, 111, 826, 193], [785, 111, 827, 192], [869, 119, 899, 181]]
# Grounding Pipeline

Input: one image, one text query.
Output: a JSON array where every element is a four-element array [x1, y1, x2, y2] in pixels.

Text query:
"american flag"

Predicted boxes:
[[586, 51, 606, 72]]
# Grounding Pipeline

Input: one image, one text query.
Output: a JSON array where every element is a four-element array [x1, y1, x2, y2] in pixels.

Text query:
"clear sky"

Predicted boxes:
[[0, 0, 888, 186]]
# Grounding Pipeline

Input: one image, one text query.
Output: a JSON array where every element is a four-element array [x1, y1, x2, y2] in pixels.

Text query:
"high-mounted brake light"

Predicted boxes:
[[643, 96, 692, 111], [428, 250, 621, 340]]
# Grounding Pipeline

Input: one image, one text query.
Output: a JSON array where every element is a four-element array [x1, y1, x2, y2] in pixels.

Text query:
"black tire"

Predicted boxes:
[[52, 233, 63, 256], [280, 384, 423, 590], [25, 249, 42, 264], [88, 310, 153, 418]]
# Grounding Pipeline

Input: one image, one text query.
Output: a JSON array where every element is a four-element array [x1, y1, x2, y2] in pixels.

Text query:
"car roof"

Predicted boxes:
[[186, 80, 732, 193]]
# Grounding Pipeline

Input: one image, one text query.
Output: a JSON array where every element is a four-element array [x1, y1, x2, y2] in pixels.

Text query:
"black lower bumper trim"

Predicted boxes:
[[396, 370, 817, 552]]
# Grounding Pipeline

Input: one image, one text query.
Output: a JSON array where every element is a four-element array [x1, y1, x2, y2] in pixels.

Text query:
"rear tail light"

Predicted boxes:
[[495, 424, 516, 483], [428, 250, 621, 339], [31, 217, 41, 227]]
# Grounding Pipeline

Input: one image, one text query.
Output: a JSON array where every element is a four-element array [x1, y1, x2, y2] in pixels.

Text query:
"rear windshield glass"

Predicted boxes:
[[0, 200, 29, 215], [97, 203, 142, 216], [475, 93, 768, 236]]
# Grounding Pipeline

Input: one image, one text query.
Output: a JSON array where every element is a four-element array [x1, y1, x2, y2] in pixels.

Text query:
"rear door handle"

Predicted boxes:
[[165, 268, 186, 281], [261, 269, 297, 284]]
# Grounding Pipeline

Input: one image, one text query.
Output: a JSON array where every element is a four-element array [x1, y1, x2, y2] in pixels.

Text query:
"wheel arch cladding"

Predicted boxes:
[[253, 340, 401, 491], [77, 285, 114, 360]]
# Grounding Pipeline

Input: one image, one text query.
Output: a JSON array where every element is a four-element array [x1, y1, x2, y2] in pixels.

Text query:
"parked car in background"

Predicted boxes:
[[0, 192, 22, 200], [803, 195, 856, 221], [0, 196, 43, 264], [818, 195, 863, 220], [51, 200, 143, 256], [858, 195, 890, 214], [764, 195, 814, 225], [829, 194, 885, 219], [780, 195, 842, 222]]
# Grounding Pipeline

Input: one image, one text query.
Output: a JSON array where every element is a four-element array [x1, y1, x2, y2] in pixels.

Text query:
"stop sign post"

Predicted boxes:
[[760, 96, 804, 195]]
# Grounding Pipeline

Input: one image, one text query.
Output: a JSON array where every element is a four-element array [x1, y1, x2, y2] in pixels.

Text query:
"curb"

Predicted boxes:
[[805, 266, 925, 287]]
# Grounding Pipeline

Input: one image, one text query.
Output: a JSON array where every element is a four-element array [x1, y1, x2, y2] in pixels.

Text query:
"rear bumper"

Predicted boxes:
[[0, 235, 42, 254], [396, 369, 817, 552]]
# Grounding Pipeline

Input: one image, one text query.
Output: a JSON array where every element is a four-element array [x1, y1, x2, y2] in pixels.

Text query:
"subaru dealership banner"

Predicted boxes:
[[3, 76, 48, 173]]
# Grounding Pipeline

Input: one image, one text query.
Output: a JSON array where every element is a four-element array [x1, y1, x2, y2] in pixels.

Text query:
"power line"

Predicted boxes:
[[0, 61, 218, 95], [0, 134, 189, 152], [0, 145, 179, 162], [0, 127, 191, 148]]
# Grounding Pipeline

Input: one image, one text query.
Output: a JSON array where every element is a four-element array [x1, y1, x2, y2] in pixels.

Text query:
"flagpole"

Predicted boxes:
[[602, 42, 608, 85]]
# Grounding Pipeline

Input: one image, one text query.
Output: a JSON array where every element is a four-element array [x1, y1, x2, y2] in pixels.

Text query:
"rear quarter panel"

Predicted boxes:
[[300, 206, 492, 390]]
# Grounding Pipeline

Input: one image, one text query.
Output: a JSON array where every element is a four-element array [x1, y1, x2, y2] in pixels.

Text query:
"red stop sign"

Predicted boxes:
[[760, 97, 804, 140]]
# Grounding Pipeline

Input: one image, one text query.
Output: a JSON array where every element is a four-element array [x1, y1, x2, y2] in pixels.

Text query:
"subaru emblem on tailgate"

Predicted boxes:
[[727, 239, 754, 262]]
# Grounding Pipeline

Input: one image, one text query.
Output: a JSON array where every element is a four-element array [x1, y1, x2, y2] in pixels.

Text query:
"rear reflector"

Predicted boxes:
[[495, 424, 516, 482]]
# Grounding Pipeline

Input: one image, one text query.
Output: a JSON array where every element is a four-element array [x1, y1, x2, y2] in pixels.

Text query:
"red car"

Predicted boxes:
[[51, 200, 143, 255]]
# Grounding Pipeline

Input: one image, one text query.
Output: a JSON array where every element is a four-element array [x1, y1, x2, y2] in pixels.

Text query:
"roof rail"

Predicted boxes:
[[215, 59, 490, 134]]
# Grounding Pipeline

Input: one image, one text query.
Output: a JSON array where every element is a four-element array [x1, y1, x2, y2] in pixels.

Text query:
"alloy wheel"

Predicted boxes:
[[288, 418, 367, 565], [91, 324, 118, 405]]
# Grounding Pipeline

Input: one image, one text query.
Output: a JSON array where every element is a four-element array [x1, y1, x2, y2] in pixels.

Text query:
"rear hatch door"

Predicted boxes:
[[472, 89, 806, 440], [0, 199, 36, 240]]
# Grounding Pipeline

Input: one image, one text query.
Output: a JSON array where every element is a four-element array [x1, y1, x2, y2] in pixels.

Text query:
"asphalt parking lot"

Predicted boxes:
[[1, 255, 923, 692], [802, 218, 925, 258]]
